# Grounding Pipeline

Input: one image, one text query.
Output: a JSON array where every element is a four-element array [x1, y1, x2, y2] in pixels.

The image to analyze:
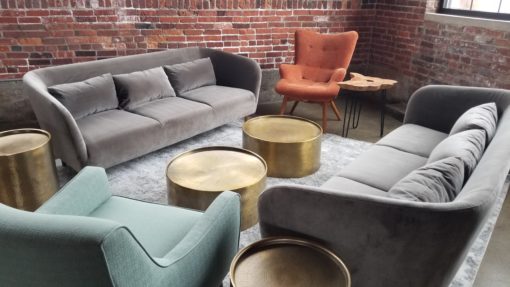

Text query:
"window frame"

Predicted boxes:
[[438, 0, 510, 21]]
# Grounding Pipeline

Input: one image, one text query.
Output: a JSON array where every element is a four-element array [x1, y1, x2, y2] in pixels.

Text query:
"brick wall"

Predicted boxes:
[[370, 0, 510, 97], [0, 0, 374, 79]]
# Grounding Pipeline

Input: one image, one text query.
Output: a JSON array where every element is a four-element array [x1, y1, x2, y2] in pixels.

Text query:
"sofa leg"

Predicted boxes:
[[289, 101, 299, 115], [279, 97, 288, 115]]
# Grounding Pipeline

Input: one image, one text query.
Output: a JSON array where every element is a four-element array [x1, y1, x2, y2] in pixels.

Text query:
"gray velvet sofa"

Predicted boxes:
[[23, 48, 261, 171], [259, 85, 510, 287]]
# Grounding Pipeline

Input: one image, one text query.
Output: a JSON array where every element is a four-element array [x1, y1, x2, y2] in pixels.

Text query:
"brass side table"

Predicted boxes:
[[230, 237, 351, 287], [338, 72, 397, 137], [242, 115, 322, 178], [166, 146, 267, 230], [0, 129, 59, 211]]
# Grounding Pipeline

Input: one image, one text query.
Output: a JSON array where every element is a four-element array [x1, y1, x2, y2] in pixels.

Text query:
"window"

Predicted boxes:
[[439, 0, 510, 20]]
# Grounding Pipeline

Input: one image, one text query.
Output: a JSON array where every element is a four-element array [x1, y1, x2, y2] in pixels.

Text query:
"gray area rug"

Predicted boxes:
[[57, 121, 507, 287]]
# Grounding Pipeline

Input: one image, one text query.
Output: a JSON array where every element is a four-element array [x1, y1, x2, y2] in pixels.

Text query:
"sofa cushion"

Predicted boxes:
[[321, 176, 389, 197], [388, 157, 465, 202], [337, 145, 428, 191], [165, 58, 216, 95], [76, 110, 162, 167], [179, 85, 256, 121], [113, 67, 176, 110], [428, 129, 486, 178], [450, 102, 498, 142], [376, 124, 448, 157], [130, 97, 216, 138], [90, 196, 201, 257], [48, 73, 118, 120]]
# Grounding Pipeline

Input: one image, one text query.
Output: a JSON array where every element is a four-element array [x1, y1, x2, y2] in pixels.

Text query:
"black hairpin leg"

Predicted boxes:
[[380, 89, 387, 137], [352, 93, 362, 129]]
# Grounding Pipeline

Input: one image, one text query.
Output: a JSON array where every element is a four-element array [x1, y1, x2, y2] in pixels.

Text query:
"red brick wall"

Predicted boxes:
[[371, 0, 510, 95], [0, 0, 374, 79]]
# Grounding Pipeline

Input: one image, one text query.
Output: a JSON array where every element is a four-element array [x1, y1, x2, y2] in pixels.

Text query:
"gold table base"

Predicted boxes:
[[243, 115, 322, 178], [0, 129, 58, 211], [166, 146, 267, 230]]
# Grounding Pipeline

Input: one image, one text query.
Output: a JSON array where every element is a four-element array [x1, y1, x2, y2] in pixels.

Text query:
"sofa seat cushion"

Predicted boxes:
[[76, 110, 162, 167], [321, 176, 389, 197], [376, 124, 448, 157], [90, 196, 201, 258], [179, 85, 256, 121], [337, 145, 428, 191], [388, 157, 465, 202]]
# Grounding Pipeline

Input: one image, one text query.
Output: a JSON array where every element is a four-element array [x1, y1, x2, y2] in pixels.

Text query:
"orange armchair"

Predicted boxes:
[[275, 29, 358, 130]]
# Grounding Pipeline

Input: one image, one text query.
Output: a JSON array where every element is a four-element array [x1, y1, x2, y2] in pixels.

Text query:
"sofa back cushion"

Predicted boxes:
[[428, 129, 486, 179], [113, 67, 176, 110], [48, 73, 118, 120], [164, 58, 216, 95], [450, 102, 498, 142], [388, 157, 465, 202]]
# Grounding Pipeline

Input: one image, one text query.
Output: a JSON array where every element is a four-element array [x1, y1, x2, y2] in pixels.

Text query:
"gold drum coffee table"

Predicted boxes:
[[166, 146, 267, 230], [243, 115, 322, 178], [0, 129, 59, 211], [230, 237, 351, 287]]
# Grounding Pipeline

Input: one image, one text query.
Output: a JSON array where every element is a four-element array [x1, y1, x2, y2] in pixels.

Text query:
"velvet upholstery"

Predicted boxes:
[[376, 124, 448, 157], [24, 47, 261, 171], [113, 66, 176, 110], [1, 166, 241, 287], [450, 102, 498, 142], [388, 157, 465, 202], [165, 58, 216, 95], [48, 73, 118, 120], [258, 85, 510, 287], [275, 29, 358, 129], [428, 129, 486, 178]]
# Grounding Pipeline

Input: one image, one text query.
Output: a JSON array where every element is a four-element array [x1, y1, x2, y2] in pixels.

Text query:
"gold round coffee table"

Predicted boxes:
[[0, 129, 59, 211], [230, 237, 351, 287], [243, 115, 322, 178], [166, 146, 267, 230]]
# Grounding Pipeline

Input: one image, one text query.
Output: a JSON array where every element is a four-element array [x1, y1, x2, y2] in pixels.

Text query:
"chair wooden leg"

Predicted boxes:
[[322, 102, 328, 131], [279, 97, 288, 115], [330, 100, 342, 120], [289, 101, 299, 115]]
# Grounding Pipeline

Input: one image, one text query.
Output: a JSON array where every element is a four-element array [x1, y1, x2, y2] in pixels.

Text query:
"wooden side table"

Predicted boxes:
[[338, 73, 397, 137]]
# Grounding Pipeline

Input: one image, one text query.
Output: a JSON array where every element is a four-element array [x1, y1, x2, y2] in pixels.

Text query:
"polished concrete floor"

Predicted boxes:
[[257, 97, 510, 286]]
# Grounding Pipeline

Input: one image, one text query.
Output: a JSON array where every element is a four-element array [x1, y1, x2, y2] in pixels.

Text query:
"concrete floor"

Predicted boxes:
[[257, 97, 510, 286], [256, 97, 402, 143]]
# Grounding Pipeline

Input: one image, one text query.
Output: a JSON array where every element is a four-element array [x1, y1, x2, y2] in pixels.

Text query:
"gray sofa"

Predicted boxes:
[[23, 48, 261, 171], [259, 85, 510, 287]]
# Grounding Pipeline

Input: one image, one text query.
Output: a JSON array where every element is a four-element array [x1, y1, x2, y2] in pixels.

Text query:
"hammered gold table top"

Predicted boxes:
[[166, 148, 266, 192], [243, 115, 322, 143], [0, 131, 49, 156], [231, 238, 351, 287]]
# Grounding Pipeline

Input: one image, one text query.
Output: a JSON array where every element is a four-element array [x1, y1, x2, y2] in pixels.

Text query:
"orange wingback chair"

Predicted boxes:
[[275, 30, 358, 130]]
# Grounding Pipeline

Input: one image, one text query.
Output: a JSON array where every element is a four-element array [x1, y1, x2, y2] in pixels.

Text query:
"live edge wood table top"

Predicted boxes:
[[338, 72, 397, 92]]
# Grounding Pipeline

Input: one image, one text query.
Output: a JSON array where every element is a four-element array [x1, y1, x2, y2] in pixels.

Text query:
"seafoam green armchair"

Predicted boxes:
[[0, 166, 240, 287]]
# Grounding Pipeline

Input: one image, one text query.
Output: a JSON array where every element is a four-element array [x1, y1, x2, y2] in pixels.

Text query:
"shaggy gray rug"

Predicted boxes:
[[57, 120, 507, 287]]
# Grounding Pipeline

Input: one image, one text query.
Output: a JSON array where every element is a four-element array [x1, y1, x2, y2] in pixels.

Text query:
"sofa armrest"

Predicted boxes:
[[404, 85, 510, 133], [205, 49, 262, 102], [37, 166, 112, 216], [23, 71, 87, 170], [258, 184, 483, 287]]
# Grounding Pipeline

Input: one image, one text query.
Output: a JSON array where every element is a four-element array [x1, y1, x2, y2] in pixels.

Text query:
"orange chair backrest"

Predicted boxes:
[[294, 29, 358, 82]]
